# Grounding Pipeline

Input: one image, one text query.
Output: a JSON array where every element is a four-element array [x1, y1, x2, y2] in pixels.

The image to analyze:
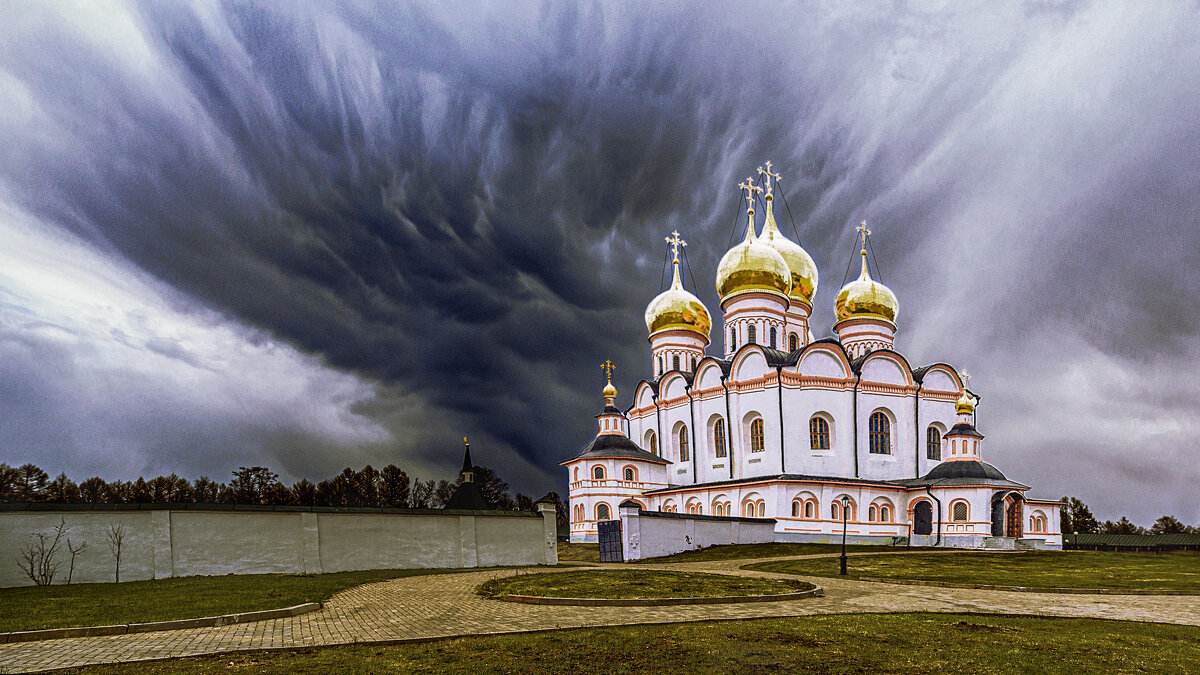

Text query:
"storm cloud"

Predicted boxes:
[[1, 1, 1198, 524]]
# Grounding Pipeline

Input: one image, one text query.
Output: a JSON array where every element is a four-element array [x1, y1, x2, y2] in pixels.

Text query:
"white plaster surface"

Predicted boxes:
[[619, 505, 775, 561]]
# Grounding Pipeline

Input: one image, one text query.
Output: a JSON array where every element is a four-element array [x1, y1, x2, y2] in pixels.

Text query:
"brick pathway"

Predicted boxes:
[[2, 553, 1198, 673]]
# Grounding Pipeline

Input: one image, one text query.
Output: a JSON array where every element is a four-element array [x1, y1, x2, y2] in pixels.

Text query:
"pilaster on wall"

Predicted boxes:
[[538, 502, 559, 565], [300, 511, 321, 574], [150, 509, 173, 579], [458, 516, 478, 568]]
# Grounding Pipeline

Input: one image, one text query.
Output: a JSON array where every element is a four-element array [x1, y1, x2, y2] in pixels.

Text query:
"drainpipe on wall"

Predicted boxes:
[[913, 381, 923, 479], [722, 376, 735, 480], [777, 366, 786, 474]]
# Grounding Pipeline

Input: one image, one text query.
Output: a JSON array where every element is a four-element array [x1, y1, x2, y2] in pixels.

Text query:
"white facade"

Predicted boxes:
[[565, 177, 1061, 549]]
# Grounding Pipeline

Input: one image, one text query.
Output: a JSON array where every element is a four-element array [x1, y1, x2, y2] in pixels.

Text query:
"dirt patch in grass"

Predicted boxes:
[[639, 542, 897, 563], [478, 570, 811, 600], [557, 541, 600, 563], [744, 550, 1200, 591], [48, 613, 1200, 674]]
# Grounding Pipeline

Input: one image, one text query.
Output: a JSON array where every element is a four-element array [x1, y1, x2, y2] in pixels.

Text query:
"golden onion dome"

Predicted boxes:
[[835, 251, 898, 323], [759, 199, 818, 304], [955, 390, 976, 415], [715, 222, 792, 301], [645, 263, 712, 339], [602, 380, 617, 399]]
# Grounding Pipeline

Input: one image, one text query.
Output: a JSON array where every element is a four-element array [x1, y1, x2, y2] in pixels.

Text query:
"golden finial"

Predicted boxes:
[[664, 230, 687, 264], [462, 435, 469, 447], [738, 176, 762, 215], [856, 220, 872, 277], [959, 369, 970, 390], [757, 161, 781, 199], [601, 360, 617, 399]]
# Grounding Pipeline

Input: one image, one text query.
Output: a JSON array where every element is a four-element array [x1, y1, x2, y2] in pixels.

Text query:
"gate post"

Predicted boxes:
[[619, 501, 641, 562]]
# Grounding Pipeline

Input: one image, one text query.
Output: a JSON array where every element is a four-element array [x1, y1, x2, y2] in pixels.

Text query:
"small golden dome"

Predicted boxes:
[[835, 252, 898, 323], [760, 199, 818, 304], [955, 390, 975, 415], [602, 381, 617, 399], [645, 263, 712, 339], [715, 222, 792, 301]]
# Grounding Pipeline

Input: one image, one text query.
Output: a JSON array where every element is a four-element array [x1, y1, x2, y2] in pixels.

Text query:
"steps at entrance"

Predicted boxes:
[[983, 536, 1016, 549]]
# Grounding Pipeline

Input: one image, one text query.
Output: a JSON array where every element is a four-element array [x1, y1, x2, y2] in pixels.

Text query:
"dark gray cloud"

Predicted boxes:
[[1, 2, 1198, 524]]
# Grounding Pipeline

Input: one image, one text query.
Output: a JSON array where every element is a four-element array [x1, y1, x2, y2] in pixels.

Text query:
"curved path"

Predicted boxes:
[[3, 553, 1198, 673]]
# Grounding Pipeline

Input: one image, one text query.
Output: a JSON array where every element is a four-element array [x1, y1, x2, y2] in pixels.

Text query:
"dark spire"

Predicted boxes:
[[460, 435, 474, 480]]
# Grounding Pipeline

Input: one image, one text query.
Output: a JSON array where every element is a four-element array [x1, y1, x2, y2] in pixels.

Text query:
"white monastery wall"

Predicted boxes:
[[0, 505, 557, 588], [618, 504, 775, 561]]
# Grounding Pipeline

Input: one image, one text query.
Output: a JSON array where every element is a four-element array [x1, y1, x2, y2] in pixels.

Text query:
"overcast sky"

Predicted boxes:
[[1, 1, 1197, 525]]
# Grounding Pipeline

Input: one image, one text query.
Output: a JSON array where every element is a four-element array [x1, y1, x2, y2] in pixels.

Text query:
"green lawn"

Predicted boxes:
[[50, 614, 1200, 674], [745, 551, 1200, 591], [478, 570, 811, 599], [0, 569, 469, 633], [640, 542, 898, 563], [557, 541, 600, 563]]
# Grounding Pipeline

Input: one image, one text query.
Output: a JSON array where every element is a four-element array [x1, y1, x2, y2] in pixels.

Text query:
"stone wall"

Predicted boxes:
[[618, 503, 776, 561], [0, 503, 558, 588]]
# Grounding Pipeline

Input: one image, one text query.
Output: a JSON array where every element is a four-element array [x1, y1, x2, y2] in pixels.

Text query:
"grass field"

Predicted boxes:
[[478, 569, 811, 599], [0, 569, 466, 633], [556, 541, 899, 564], [744, 550, 1200, 591], [50, 613, 1200, 674]]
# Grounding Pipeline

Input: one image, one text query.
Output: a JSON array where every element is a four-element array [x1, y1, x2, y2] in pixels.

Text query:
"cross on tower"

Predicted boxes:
[[757, 161, 781, 197], [857, 220, 871, 248], [959, 369, 971, 390], [738, 176, 762, 209], [664, 230, 687, 264], [601, 359, 616, 383]]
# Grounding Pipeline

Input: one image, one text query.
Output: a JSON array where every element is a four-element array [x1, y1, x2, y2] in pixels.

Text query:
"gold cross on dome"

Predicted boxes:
[[738, 176, 762, 205], [601, 359, 615, 382], [758, 161, 781, 196], [857, 220, 871, 246], [665, 230, 687, 263], [959, 369, 970, 389]]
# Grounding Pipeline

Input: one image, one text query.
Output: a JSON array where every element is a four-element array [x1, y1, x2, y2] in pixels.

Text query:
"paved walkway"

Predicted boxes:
[[3, 553, 1198, 673]]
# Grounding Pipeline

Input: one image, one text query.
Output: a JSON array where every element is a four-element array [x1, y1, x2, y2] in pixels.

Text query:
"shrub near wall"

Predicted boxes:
[[0, 502, 557, 588]]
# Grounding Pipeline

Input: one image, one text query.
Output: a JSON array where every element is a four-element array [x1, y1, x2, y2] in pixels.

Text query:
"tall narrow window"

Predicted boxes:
[[809, 416, 830, 450], [769, 326, 777, 349], [926, 426, 942, 460], [678, 425, 689, 462], [657, 356, 663, 375], [691, 357, 697, 371], [596, 503, 611, 521], [748, 324, 757, 344], [831, 502, 841, 520], [623, 467, 635, 481], [672, 355, 680, 371], [869, 412, 891, 454], [713, 418, 727, 458], [789, 333, 799, 351], [804, 501, 814, 518], [881, 506, 891, 522], [648, 432, 657, 455], [792, 501, 800, 517], [730, 327, 737, 352], [750, 418, 765, 452], [952, 501, 968, 522]]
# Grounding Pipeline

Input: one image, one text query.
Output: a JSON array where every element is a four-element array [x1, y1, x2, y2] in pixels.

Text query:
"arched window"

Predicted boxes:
[[809, 416, 830, 450], [593, 466, 605, 480], [648, 432, 658, 456], [952, 501, 968, 522], [748, 324, 757, 344], [573, 467, 579, 481], [881, 505, 891, 522], [678, 425, 690, 462], [730, 327, 737, 352], [757, 501, 766, 518], [713, 418, 727, 458], [792, 501, 800, 517], [769, 326, 777, 349], [691, 357, 697, 371], [927, 426, 942, 460], [750, 418, 765, 452], [657, 356, 663, 375], [869, 505, 878, 521], [831, 502, 841, 520], [869, 412, 891, 454], [623, 467, 635, 481], [804, 501, 814, 518], [596, 503, 611, 521], [789, 333, 799, 351], [672, 355, 680, 371]]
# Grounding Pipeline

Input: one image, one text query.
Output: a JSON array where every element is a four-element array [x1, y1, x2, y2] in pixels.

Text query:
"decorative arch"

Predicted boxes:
[[950, 498, 970, 522], [661, 372, 689, 400], [916, 364, 961, 392], [791, 491, 818, 519], [741, 492, 766, 518], [731, 346, 771, 381], [859, 351, 915, 387], [672, 420, 690, 462], [685, 496, 703, 515], [644, 429, 658, 456], [794, 343, 853, 379], [662, 499, 677, 513], [621, 465, 639, 482], [695, 360, 725, 389], [831, 495, 857, 521], [711, 494, 731, 517], [870, 497, 896, 522]]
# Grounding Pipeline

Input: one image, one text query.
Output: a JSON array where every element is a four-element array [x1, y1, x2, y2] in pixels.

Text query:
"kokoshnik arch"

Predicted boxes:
[[562, 163, 1061, 549]]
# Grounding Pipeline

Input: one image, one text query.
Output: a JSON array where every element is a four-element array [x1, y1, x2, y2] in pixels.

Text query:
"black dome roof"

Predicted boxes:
[[567, 433, 671, 464], [923, 460, 1007, 481]]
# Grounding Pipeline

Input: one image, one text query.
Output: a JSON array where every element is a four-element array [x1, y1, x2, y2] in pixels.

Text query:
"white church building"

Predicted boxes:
[[563, 165, 1061, 549]]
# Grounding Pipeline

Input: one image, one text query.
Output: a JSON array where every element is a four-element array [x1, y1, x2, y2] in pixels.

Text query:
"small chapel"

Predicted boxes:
[[562, 163, 1061, 549]]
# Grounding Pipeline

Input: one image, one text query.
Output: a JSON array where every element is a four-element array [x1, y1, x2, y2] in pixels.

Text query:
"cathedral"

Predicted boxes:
[[563, 164, 1061, 549]]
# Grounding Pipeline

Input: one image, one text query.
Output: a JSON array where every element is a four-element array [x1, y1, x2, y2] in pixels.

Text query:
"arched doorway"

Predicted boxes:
[[991, 491, 1024, 537], [913, 501, 932, 536]]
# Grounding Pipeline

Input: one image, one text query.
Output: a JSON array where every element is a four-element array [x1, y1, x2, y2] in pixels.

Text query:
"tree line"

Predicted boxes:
[[1059, 497, 1196, 535], [0, 463, 568, 527]]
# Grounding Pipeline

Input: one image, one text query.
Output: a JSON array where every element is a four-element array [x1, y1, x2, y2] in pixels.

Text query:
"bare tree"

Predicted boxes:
[[106, 523, 126, 583], [66, 538, 88, 584], [17, 518, 68, 586]]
